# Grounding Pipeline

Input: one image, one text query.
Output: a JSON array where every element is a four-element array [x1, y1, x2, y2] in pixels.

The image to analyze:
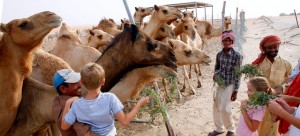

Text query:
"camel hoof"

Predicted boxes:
[[198, 72, 202, 76], [180, 87, 185, 92], [190, 89, 196, 95], [189, 74, 192, 79], [176, 93, 182, 99], [197, 83, 202, 88]]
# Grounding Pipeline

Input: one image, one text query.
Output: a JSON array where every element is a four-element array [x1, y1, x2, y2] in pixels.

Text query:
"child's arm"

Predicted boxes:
[[61, 96, 79, 130], [280, 95, 300, 103], [240, 100, 261, 132], [115, 96, 150, 126], [268, 100, 300, 129]]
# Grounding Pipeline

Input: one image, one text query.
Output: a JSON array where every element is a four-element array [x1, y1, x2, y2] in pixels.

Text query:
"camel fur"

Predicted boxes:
[[143, 5, 183, 39], [50, 23, 101, 72], [0, 11, 62, 135], [85, 29, 114, 53], [97, 18, 121, 37], [134, 7, 153, 29]]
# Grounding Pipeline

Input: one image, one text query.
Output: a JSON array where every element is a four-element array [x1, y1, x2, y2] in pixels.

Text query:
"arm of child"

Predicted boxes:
[[242, 110, 261, 132], [280, 95, 300, 103], [268, 100, 300, 129], [240, 100, 261, 132], [61, 96, 79, 130], [115, 96, 150, 126]]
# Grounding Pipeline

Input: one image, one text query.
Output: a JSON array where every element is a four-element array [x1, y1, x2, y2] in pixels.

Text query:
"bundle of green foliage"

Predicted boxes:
[[235, 64, 263, 79]]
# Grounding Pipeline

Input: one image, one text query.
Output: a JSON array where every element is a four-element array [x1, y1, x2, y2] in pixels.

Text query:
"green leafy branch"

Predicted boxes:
[[234, 64, 263, 79]]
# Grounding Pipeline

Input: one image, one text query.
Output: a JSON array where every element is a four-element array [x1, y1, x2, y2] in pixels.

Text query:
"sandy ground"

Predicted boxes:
[[41, 15, 300, 136], [114, 16, 300, 136]]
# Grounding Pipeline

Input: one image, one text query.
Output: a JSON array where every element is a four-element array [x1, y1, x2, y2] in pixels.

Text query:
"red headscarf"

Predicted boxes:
[[252, 35, 281, 65], [278, 73, 300, 134], [222, 31, 235, 48]]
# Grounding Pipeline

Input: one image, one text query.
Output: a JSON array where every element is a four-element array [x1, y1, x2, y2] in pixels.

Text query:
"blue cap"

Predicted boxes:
[[53, 69, 81, 88]]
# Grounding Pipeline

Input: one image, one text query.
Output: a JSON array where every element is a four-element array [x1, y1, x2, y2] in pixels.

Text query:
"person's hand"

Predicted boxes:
[[137, 96, 150, 106], [267, 100, 284, 115], [285, 77, 293, 84], [240, 100, 248, 112], [275, 98, 294, 114], [213, 74, 216, 81], [231, 91, 237, 101], [274, 85, 284, 95], [279, 95, 292, 102], [66, 96, 79, 107]]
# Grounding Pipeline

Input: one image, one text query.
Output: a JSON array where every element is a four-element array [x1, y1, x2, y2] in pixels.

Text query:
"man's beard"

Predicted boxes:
[[266, 51, 278, 58]]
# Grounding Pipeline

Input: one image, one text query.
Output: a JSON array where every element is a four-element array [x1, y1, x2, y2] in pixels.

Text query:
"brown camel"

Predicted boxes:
[[134, 7, 153, 29], [0, 11, 62, 135], [143, 5, 183, 39], [97, 18, 121, 36], [50, 23, 101, 72], [97, 24, 177, 92], [85, 29, 114, 53], [119, 18, 131, 30]]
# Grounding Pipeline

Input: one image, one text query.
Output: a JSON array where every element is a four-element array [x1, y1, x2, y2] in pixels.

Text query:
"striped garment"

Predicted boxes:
[[214, 48, 243, 91]]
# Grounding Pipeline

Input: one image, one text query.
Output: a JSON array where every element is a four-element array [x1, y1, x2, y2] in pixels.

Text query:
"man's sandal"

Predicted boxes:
[[208, 130, 224, 136]]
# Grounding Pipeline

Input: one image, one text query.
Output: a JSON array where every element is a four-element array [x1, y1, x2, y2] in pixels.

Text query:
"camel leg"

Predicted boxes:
[[188, 65, 192, 79], [183, 65, 196, 95], [194, 65, 202, 88], [33, 124, 52, 136], [162, 78, 171, 103], [198, 64, 202, 76], [50, 123, 61, 136], [180, 66, 187, 92]]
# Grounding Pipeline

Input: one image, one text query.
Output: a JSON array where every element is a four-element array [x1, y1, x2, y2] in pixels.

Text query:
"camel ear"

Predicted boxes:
[[0, 23, 10, 33], [89, 29, 94, 36], [121, 19, 124, 23], [193, 17, 197, 22], [154, 5, 159, 11], [135, 7, 138, 11], [168, 40, 176, 49], [130, 24, 139, 42]]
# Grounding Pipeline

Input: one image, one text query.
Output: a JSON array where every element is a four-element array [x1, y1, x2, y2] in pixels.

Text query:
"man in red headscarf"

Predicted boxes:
[[209, 30, 243, 136], [252, 35, 292, 136]]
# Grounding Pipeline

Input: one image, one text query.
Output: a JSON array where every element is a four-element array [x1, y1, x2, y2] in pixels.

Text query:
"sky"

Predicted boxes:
[[1, 0, 300, 26]]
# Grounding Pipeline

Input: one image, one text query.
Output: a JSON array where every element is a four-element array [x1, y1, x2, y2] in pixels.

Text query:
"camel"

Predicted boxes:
[[8, 24, 177, 135], [143, 5, 183, 39], [85, 29, 114, 53], [155, 23, 176, 42], [31, 49, 72, 85], [173, 17, 205, 93], [183, 11, 194, 18], [119, 18, 131, 30], [50, 23, 101, 72], [96, 24, 177, 92], [97, 18, 121, 37], [194, 19, 212, 47], [210, 16, 232, 37], [0, 11, 62, 135], [134, 7, 153, 29]]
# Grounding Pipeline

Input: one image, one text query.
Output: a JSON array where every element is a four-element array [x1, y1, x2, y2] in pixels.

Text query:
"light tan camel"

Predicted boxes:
[[183, 10, 194, 18], [50, 23, 101, 72], [210, 16, 232, 37], [143, 5, 183, 39], [119, 18, 131, 30], [134, 7, 153, 29], [0, 11, 62, 135], [97, 18, 121, 37], [85, 29, 114, 53], [155, 23, 176, 41], [194, 19, 212, 47], [173, 17, 205, 93], [31, 49, 72, 85]]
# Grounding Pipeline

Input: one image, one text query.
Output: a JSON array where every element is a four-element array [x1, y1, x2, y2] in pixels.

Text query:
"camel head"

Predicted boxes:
[[88, 29, 114, 49], [134, 7, 153, 19], [120, 18, 131, 30], [183, 11, 194, 19], [156, 23, 176, 41], [168, 39, 211, 66], [57, 22, 82, 45], [224, 16, 232, 24], [153, 5, 183, 24], [0, 11, 62, 50], [122, 24, 177, 69], [97, 18, 121, 36], [173, 18, 196, 40]]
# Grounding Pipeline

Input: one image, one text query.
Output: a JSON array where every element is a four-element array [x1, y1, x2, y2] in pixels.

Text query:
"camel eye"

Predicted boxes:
[[184, 26, 188, 30], [19, 21, 28, 29], [97, 35, 103, 39], [160, 27, 165, 32], [141, 9, 145, 12], [162, 10, 168, 14], [183, 13, 187, 17]]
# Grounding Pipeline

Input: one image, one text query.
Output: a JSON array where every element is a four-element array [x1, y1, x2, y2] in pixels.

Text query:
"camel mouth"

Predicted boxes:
[[48, 17, 62, 28], [165, 61, 177, 70], [202, 61, 211, 66]]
